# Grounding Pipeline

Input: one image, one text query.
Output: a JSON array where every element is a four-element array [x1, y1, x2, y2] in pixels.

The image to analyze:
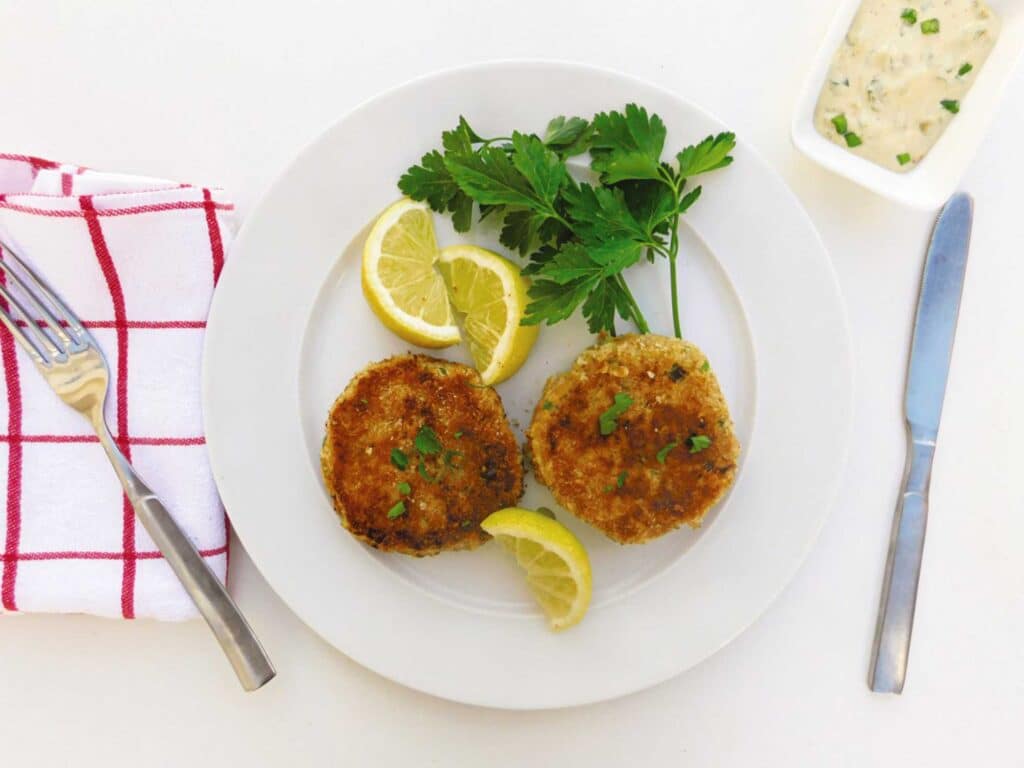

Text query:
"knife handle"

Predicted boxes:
[[869, 429, 934, 693]]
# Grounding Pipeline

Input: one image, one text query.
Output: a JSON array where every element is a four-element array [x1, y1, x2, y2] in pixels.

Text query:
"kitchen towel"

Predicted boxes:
[[0, 154, 232, 620]]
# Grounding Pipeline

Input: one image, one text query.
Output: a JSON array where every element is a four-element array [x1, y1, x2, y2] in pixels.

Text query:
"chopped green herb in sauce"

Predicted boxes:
[[390, 448, 409, 470], [921, 18, 940, 34], [940, 99, 960, 114], [700, 360, 711, 373], [387, 501, 406, 519], [831, 113, 849, 135], [958, 62, 973, 77], [542, 400, 555, 410], [897, 152, 912, 165], [844, 132, 863, 148], [688, 435, 712, 454], [616, 471, 627, 488], [656, 441, 680, 464], [397, 481, 411, 495], [598, 392, 633, 436], [901, 8, 917, 25]]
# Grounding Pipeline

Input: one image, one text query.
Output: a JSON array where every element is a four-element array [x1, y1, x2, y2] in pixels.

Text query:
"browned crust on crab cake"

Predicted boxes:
[[527, 334, 740, 544], [321, 354, 524, 556]]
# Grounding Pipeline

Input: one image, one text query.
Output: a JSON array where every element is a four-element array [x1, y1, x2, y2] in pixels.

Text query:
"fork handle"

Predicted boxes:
[[94, 423, 276, 691]]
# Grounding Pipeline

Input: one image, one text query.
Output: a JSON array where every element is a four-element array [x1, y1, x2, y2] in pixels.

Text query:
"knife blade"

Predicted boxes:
[[869, 192, 973, 694]]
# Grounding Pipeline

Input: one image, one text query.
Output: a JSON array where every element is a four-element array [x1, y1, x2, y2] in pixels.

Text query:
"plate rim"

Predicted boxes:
[[203, 59, 854, 709]]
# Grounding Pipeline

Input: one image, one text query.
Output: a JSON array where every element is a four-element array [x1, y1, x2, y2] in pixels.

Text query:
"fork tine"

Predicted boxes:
[[0, 282, 58, 364], [0, 260, 74, 352], [0, 237, 90, 347], [0, 290, 49, 365]]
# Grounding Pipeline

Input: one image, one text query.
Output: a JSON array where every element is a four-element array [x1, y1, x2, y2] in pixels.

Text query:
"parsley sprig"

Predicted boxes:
[[399, 105, 735, 337]]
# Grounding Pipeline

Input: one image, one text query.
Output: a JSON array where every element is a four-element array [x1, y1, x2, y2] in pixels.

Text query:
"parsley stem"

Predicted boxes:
[[615, 275, 650, 333], [668, 217, 682, 338], [479, 136, 512, 146]]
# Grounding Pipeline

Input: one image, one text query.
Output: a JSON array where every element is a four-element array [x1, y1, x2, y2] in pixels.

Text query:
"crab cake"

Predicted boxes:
[[527, 334, 740, 544], [321, 354, 523, 556]]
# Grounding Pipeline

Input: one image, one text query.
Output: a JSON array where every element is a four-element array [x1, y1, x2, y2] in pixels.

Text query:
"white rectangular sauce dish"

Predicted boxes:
[[792, 0, 1024, 208]]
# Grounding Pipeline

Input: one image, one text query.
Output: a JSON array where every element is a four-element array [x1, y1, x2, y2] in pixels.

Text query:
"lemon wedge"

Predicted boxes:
[[437, 245, 538, 385], [362, 199, 460, 348], [481, 507, 592, 631]]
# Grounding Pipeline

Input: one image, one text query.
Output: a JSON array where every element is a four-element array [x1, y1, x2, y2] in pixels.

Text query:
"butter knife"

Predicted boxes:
[[869, 192, 973, 694]]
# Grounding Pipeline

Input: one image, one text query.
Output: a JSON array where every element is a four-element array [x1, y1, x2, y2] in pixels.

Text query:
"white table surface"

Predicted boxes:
[[1, 1, 1021, 765]]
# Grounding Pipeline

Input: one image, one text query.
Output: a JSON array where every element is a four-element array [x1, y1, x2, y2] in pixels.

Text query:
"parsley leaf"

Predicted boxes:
[[445, 145, 540, 209], [390, 448, 409, 470], [415, 426, 442, 456], [417, 460, 439, 483], [397, 481, 411, 495], [398, 150, 474, 232], [687, 435, 712, 454], [524, 240, 644, 332], [656, 441, 679, 463], [616, 470, 627, 488], [599, 392, 634, 435], [387, 501, 406, 519], [591, 104, 668, 183], [543, 116, 593, 157], [675, 133, 736, 177]]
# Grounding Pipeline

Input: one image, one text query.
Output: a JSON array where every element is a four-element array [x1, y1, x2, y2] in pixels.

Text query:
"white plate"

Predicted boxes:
[[203, 61, 852, 709], [792, 0, 1024, 209]]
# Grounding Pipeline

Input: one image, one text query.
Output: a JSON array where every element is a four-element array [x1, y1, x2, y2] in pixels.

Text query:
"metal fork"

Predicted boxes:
[[0, 237, 275, 691]]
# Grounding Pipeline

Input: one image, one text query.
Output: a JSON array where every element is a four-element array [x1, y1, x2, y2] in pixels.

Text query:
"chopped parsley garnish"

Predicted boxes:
[[958, 62, 973, 77], [687, 435, 712, 454], [358, 398, 368, 405], [417, 460, 439, 483], [616, 471, 627, 488], [387, 501, 406, 519], [460, 520, 473, 528], [390, 448, 409, 470], [454, 430, 464, 439], [700, 360, 711, 373], [438, 366, 448, 375], [897, 152, 912, 166], [415, 426, 442, 455], [598, 392, 633, 435], [397, 481, 411, 495], [940, 99, 960, 114], [844, 132, 863, 148], [542, 400, 555, 410], [830, 113, 848, 135], [921, 18, 940, 34], [900, 8, 917, 25], [656, 441, 679, 464], [443, 450, 464, 468]]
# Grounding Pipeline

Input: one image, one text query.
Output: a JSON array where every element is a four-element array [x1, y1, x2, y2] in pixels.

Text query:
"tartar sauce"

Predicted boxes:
[[815, 0, 1000, 172]]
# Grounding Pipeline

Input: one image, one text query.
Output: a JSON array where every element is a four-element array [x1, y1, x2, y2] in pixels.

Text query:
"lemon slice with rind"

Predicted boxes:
[[362, 198, 460, 348], [481, 507, 592, 631], [437, 245, 538, 385]]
